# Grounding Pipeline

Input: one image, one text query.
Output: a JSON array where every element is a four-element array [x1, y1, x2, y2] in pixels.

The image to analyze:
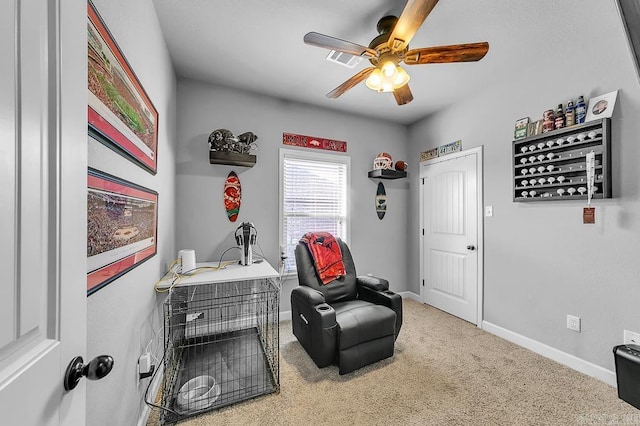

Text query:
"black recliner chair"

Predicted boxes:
[[291, 238, 402, 374]]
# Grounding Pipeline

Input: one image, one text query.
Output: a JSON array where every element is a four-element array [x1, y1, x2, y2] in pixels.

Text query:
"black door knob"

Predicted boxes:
[[466, 245, 476, 251], [64, 355, 114, 391]]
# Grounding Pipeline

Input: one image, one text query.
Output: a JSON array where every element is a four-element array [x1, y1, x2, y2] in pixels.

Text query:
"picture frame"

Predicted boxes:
[[88, 1, 159, 174], [585, 90, 618, 122], [87, 165, 158, 295], [514, 117, 529, 140]]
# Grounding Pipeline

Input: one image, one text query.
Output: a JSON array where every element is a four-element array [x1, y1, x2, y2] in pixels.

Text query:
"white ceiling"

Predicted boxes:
[[152, 0, 607, 125]]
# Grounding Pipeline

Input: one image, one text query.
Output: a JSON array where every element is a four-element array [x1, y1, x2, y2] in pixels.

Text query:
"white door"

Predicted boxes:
[[0, 1, 87, 425], [420, 148, 482, 324]]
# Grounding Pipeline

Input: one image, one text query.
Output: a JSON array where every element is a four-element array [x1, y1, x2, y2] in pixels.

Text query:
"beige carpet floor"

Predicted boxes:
[[148, 299, 639, 425]]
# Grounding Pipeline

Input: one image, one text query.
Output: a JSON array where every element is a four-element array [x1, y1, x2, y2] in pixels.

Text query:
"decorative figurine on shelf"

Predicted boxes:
[[208, 129, 259, 155], [235, 132, 259, 154], [208, 128, 235, 151], [373, 152, 393, 170]]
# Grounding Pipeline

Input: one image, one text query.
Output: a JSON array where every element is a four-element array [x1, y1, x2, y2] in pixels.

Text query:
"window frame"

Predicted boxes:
[[278, 148, 351, 274]]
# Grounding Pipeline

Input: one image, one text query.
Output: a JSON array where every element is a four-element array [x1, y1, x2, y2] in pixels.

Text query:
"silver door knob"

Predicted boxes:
[[466, 245, 476, 251]]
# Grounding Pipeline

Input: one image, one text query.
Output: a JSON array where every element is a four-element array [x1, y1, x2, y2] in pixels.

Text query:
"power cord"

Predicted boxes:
[[143, 352, 180, 419], [153, 247, 241, 293]]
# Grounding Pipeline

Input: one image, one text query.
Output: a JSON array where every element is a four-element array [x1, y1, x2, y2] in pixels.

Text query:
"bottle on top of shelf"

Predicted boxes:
[[565, 100, 575, 127], [542, 109, 555, 133], [554, 103, 565, 129], [576, 96, 586, 124]]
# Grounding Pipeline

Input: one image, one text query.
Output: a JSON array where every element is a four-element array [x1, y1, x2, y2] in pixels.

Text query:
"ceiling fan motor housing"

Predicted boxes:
[[368, 16, 407, 65]]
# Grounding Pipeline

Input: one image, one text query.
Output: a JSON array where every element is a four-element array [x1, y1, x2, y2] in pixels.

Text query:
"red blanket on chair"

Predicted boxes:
[[300, 232, 346, 285]]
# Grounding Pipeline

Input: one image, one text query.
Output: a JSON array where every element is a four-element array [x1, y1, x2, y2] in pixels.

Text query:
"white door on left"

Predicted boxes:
[[0, 1, 87, 424]]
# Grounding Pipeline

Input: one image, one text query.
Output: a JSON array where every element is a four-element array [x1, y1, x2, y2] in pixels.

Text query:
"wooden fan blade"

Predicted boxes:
[[304, 32, 378, 58], [404, 42, 489, 65], [387, 0, 439, 53], [326, 67, 375, 99], [393, 84, 414, 105]]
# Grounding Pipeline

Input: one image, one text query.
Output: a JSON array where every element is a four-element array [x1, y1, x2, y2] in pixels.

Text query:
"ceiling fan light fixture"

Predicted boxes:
[[365, 68, 385, 92], [381, 60, 396, 77], [393, 65, 410, 88], [365, 61, 410, 92]]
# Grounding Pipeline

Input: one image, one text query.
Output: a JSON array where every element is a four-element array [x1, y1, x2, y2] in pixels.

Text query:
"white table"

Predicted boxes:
[[156, 260, 279, 289]]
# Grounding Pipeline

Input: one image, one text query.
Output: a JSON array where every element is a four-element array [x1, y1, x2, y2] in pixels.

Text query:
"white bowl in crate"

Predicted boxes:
[[176, 375, 220, 413]]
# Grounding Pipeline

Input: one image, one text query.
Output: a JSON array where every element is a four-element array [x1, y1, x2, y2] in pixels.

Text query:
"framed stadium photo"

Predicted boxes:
[[87, 167, 158, 295], [88, 1, 159, 174]]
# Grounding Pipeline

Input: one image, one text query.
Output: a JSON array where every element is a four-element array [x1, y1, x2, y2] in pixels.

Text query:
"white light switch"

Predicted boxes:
[[485, 206, 493, 217]]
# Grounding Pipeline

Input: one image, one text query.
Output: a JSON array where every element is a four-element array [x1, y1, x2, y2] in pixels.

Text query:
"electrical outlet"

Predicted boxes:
[[138, 352, 154, 379], [485, 206, 493, 217], [624, 330, 640, 345], [567, 314, 581, 332]]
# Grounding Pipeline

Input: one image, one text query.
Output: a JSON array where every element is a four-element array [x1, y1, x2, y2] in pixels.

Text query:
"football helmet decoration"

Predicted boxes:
[[373, 152, 393, 170]]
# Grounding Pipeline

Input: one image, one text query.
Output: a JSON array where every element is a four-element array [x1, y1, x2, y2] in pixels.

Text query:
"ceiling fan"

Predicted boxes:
[[304, 0, 489, 105]]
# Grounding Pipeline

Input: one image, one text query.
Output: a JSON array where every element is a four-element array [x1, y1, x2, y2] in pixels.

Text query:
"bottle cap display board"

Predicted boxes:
[[512, 118, 611, 202]]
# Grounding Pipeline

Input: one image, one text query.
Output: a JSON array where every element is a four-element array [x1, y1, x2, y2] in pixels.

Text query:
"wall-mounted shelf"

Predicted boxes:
[[512, 118, 611, 202], [368, 169, 407, 179], [209, 151, 256, 167]]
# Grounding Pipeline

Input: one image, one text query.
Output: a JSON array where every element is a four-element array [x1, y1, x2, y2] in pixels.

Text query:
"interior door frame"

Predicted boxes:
[[419, 146, 484, 327]]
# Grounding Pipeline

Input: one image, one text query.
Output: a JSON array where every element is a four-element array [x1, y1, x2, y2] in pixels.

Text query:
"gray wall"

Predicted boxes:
[[408, 0, 640, 372], [86, 0, 177, 424], [175, 79, 409, 312], [80, 1, 640, 423]]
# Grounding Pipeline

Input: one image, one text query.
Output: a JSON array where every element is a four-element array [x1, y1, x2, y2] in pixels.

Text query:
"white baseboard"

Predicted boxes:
[[399, 291, 420, 301], [280, 310, 292, 322], [137, 363, 164, 426], [482, 320, 617, 387]]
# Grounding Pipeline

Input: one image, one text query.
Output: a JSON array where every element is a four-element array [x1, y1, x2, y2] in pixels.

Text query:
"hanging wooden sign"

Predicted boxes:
[[376, 182, 387, 220], [224, 171, 241, 222], [283, 132, 347, 152]]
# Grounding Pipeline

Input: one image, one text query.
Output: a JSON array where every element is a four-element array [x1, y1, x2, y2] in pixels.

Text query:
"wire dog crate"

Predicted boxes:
[[161, 277, 280, 424]]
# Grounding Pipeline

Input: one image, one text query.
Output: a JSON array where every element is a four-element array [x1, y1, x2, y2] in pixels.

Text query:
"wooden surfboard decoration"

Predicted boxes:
[[375, 182, 386, 220], [224, 171, 241, 222]]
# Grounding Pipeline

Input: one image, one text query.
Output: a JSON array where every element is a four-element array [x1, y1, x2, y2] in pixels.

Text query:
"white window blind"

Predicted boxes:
[[280, 150, 349, 272]]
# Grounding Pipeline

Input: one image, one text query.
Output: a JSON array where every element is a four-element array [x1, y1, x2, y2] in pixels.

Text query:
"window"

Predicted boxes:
[[279, 149, 350, 273]]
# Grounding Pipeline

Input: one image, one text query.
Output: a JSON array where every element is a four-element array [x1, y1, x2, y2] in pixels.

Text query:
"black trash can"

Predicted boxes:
[[613, 344, 640, 409]]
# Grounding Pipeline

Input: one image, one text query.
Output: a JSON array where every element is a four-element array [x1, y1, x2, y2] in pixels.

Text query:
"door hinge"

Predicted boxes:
[[422, 279, 425, 287], [421, 178, 425, 185], [422, 229, 424, 235]]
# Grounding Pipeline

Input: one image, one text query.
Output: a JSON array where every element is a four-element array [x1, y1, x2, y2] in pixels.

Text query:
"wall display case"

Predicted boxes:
[[512, 118, 611, 202]]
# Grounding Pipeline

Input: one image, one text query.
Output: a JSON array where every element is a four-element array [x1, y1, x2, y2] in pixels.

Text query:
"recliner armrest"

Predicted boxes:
[[291, 286, 326, 306], [357, 285, 403, 339], [357, 275, 389, 291], [291, 286, 336, 330], [291, 286, 338, 367]]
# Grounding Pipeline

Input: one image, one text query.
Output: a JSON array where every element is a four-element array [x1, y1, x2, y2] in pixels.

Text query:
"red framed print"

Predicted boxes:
[[87, 1, 159, 174], [87, 167, 158, 295]]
